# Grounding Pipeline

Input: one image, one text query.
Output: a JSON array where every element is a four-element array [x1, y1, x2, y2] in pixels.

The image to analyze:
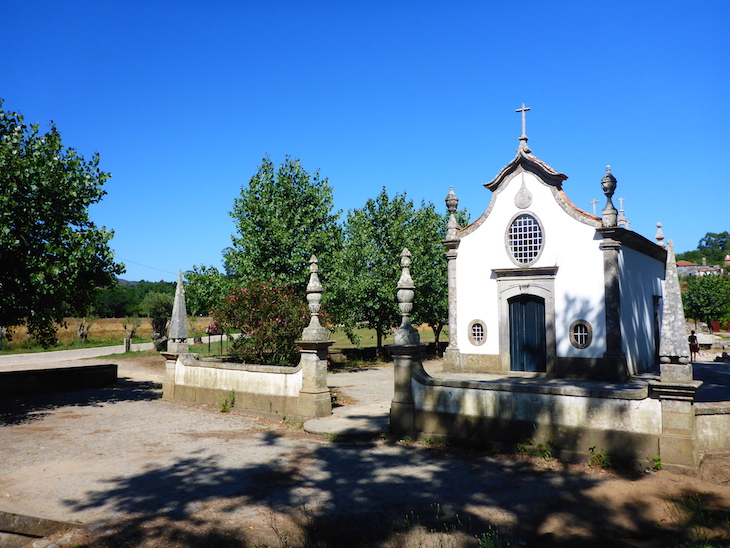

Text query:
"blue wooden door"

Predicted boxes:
[[509, 295, 546, 372]]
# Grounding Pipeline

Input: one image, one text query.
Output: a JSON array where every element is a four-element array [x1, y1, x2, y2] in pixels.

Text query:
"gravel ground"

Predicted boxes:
[[1, 352, 729, 547]]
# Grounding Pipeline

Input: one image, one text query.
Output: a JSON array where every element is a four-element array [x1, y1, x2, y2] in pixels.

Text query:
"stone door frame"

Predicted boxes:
[[494, 267, 557, 374]]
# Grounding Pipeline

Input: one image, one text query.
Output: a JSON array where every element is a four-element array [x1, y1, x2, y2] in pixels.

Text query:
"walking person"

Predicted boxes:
[[688, 330, 699, 362]]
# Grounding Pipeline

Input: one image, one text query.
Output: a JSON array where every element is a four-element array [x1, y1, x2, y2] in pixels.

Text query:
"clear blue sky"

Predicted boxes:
[[3, 1, 728, 282]]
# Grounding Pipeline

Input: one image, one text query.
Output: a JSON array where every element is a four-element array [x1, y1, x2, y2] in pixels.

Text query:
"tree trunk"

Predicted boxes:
[[432, 323, 443, 355], [376, 329, 384, 360]]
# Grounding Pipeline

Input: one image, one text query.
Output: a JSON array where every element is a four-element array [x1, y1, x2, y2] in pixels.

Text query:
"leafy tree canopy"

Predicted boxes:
[[408, 202, 469, 347], [329, 189, 414, 350], [92, 279, 174, 317], [329, 188, 467, 351], [140, 291, 173, 350], [0, 102, 123, 346], [184, 265, 232, 316], [223, 156, 342, 290], [683, 275, 730, 329]]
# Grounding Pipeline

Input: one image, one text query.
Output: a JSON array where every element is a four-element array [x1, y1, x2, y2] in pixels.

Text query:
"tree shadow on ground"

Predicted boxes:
[[694, 362, 730, 402], [0, 377, 161, 426], [59, 433, 717, 548]]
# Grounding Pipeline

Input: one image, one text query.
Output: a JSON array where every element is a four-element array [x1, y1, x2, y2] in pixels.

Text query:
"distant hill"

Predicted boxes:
[[116, 278, 173, 287]]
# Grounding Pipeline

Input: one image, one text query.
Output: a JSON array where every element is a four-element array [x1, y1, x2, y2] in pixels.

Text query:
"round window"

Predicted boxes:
[[468, 320, 487, 346], [569, 320, 593, 349], [506, 213, 544, 266]]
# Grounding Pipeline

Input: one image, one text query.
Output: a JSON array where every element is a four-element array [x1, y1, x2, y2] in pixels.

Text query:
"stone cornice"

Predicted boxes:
[[597, 227, 667, 263], [492, 266, 559, 278], [484, 150, 567, 192]]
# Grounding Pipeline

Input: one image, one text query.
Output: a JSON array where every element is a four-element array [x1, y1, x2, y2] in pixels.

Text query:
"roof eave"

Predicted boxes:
[[484, 150, 568, 191]]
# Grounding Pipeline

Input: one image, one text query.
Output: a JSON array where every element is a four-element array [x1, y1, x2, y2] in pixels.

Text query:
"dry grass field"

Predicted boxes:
[[4, 317, 214, 347], [2, 317, 446, 353]]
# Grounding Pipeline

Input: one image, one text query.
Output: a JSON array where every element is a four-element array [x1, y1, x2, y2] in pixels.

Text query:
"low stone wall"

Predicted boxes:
[[0, 364, 118, 398], [695, 403, 730, 454], [163, 352, 330, 420], [408, 362, 662, 462], [391, 345, 730, 469]]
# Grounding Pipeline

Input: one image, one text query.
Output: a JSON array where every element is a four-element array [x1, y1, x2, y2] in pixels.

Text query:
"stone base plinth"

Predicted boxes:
[[167, 341, 190, 354], [298, 389, 332, 419]]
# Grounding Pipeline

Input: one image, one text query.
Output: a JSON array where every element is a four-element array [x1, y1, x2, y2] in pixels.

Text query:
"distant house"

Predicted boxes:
[[678, 258, 724, 277], [677, 260, 698, 277]]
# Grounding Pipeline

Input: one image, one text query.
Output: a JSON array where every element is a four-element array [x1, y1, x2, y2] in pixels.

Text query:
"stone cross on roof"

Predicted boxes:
[[516, 103, 531, 152]]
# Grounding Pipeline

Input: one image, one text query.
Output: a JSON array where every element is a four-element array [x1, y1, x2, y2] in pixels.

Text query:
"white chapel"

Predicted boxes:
[[442, 106, 668, 382]]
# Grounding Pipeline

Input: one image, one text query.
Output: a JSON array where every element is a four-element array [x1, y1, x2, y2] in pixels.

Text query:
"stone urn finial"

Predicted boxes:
[[301, 255, 328, 342], [601, 165, 618, 227], [394, 248, 420, 345], [655, 222, 665, 248], [445, 186, 461, 240]]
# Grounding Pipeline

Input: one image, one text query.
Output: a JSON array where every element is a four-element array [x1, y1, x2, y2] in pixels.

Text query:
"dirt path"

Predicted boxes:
[[1, 355, 729, 547]]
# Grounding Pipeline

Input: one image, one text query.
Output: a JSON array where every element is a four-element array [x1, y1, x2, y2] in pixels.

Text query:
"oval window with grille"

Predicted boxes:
[[506, 213, 544, 266], [468, 320, 487, 346]]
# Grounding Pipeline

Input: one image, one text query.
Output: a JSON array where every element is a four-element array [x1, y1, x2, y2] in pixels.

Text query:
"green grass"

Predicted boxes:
[[0, 325, 447, 361], [327, 326, 447, 349], [0, 336, 151, 355], [218, 390, 235, 412]]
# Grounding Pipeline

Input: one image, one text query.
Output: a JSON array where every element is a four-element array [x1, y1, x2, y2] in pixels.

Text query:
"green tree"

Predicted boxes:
[[683, 275, 730, 330], [0, 102, 123, 346], [408, 202, 469, 349], [329, 189, 415, 351], [140, 292, 173, 351], [93, 284, 137, 317], [698, 231, 730, 263], [223, 156, 342, 289], [330, 189, 468, 352], [184, 265, 232, 316]]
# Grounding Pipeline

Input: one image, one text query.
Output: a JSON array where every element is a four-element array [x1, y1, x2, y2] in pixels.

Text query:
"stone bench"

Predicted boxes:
[[697, 333, 715, 348]]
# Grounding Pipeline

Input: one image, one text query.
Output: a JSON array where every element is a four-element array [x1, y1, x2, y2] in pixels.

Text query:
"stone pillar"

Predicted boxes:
[[297, 340, 333, 418], [296, 255, 332, 419], [161, 352, 178, 401], [390, 344, 420, 434], [167, 271, 190, 354], [599, 233, 628, 381], [652, 240, 700, 469], [389, 248, 425, 435], [658, 241, 691, 364], [442, 186, 461, 371], [652, 365, 702, 469], [597, 168, 627, 381]]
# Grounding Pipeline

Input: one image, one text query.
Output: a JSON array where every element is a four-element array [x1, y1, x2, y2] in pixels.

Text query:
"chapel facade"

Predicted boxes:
[[442, 109, 667, 382]]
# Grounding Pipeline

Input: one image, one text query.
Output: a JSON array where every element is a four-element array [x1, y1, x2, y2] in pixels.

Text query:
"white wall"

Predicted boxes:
[[456, 170, 606, 358], [619, 246, 664, 374], [174, 360, 303, 397]]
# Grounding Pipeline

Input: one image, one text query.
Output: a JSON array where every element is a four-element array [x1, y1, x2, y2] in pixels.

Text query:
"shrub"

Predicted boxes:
[[140, 292, 173, 351], [218, 390, 235, 413], [588, 445, 613, 469], [211, 282, 309, 366]]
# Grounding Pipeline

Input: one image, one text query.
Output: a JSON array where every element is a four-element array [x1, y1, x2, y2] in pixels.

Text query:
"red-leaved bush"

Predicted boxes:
[[210, 282, 309, 366]]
